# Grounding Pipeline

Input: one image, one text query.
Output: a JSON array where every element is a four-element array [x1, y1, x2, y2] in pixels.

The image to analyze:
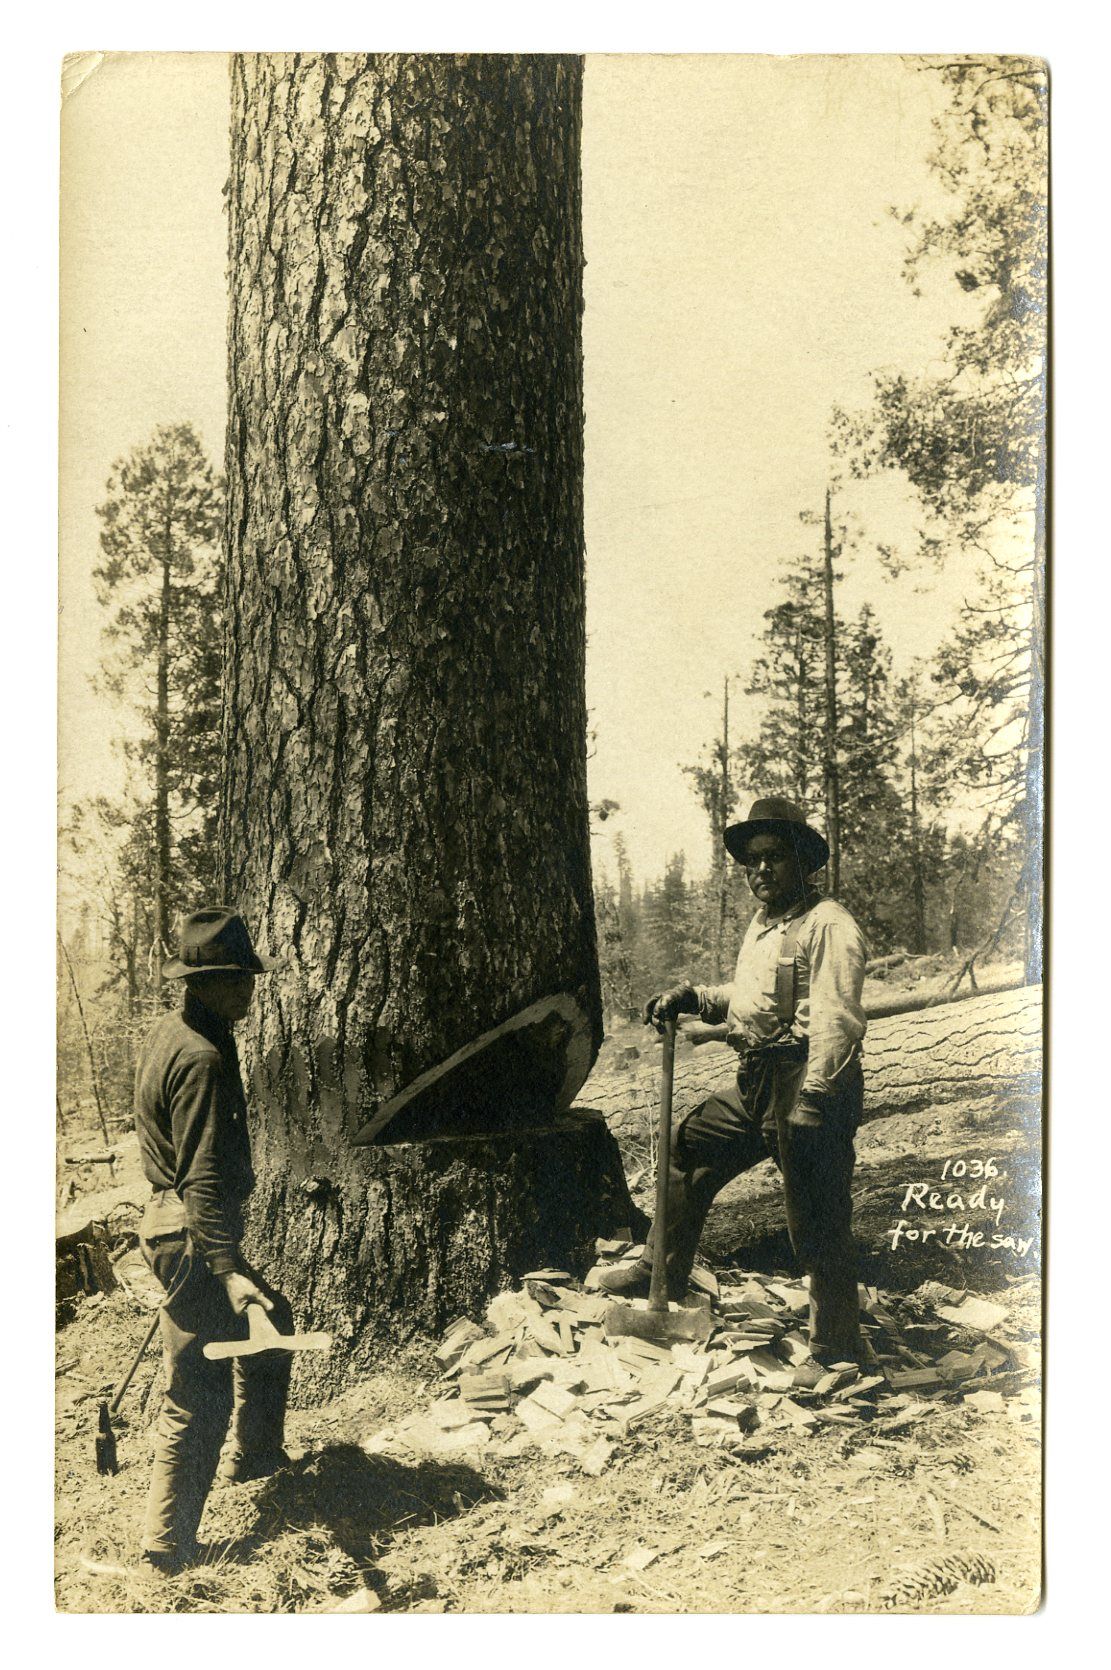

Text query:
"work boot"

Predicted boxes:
[[140, 1547, 191, 1577], [594, 1262, 688, 1303], [215, 1447, 291, 1486], [809, 1344, 863, 1370]]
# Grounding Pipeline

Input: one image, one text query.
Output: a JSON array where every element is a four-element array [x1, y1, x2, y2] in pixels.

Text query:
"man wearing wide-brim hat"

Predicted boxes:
[[134, 906, 291, 1573], [598, 798, 869, 1365]]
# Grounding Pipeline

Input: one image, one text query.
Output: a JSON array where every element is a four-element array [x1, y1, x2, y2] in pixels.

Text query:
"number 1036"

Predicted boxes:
[[940, 1157, 999, 1180]]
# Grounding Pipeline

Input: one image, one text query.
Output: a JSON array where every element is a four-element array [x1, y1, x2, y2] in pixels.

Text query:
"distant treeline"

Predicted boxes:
[[594, 832, 1022, 1027]]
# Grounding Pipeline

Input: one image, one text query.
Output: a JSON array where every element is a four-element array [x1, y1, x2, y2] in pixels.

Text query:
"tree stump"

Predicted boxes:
[[245, 1110, 641, 1399], [56, 1220, 117, 1315]]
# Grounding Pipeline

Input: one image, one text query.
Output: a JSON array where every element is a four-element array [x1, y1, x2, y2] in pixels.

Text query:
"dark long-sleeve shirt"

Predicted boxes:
[[134, 992, 255, 1275]]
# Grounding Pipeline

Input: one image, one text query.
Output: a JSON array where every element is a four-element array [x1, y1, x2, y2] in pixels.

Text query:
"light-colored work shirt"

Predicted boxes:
[[695, 891, 868, 1096]]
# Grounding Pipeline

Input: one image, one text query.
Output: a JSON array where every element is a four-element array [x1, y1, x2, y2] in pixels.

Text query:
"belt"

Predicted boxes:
[[733, 1036, 809, 1065]]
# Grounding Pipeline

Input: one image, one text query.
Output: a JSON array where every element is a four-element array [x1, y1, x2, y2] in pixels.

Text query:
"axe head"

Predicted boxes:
[[203, 1303, 332, 1362], [603, 1295, 714, 1347], [95, 1400, 119, 1476]]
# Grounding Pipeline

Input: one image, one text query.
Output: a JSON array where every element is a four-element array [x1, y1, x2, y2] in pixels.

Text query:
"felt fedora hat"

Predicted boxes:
[[723, 796, 830, 874], [162, 907, 282, 980]]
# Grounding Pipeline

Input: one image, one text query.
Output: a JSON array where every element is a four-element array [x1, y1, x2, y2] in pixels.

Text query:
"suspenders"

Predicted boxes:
[[774, 914, 808, 1031]]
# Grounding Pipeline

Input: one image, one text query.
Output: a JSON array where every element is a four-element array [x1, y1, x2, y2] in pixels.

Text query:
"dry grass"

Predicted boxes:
[[56, 1280, 1040, 1614]]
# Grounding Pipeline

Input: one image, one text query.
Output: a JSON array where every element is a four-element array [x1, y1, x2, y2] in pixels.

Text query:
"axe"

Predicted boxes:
[[95, 1311, 161, 1476], [202, 1302, 332, 1361]]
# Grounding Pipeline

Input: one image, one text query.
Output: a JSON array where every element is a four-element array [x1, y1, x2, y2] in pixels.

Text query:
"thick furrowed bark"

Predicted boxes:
[[245, 1112, 640, 1401], [224, 55, 625, 1378]]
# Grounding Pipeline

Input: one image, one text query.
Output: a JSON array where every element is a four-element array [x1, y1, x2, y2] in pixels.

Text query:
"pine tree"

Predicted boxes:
[[596, 877, 635, 1024], [833, 59, 1047, 980], [84, 423, 224, 994], [725, 533, 926, 950], [892, 673, 932, 955], [222, 53, 634, 1364], [683, 679, 742, 977], [735, 549, 826, 809]]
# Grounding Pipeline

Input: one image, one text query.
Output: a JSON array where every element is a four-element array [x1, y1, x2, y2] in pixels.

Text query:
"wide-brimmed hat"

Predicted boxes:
[[162, 907, 282, 980], [723, 797, 830, 874]]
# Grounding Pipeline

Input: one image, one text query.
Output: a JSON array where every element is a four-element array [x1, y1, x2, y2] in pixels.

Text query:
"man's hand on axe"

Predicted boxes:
[[220, 1272, 274, 1316], [643, 981, 699, 1034]]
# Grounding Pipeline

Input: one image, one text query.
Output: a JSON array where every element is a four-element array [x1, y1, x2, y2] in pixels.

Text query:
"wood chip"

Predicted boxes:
[[671, 1346, 714, 1379], [529, 1382, 579, 1418], [762, 1371, 798, 1392], [766, 1282, 810, 1313], [402, 1417, 492, 1454], [434, 1318, 485, 1368], [621, 1546, 662, 1572], [426, 1396, 490, 1429], [527, 1314, 567, 1355], [509, 1358, 558, 1391], [739, 1348, 784, 1379], [688, 1265, 720, 1299], [779, 1332, 812, 1366], [486, 1291, 535, 1332], [615, 1394, 670, 1431], [613, 1335, 672, 1367], [515, 1396, 565, 1435], [328, 1587, 381, 1613], [707, 1363, 756, 1398], [540, 1483, 577, 1515], [459, 1331, 517, 1370], [936, 1296, 1008, 1332], [579, 1437, 613, 1476], [964, 1389, 1007, 1414], [884, 1366, 944, 1392]]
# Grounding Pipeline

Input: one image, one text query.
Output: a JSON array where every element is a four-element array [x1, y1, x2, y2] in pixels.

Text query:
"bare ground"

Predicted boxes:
[[55, 981, 1041, 1615]]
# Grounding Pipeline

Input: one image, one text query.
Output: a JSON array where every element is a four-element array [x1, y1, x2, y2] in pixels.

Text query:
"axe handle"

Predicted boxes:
[[109, 1312, 161, 1414], [203, 1332, 332, 1360], [647, 1017, 677, 1316]]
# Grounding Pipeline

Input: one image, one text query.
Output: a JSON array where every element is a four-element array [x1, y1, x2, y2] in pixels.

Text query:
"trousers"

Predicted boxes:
[[643, 1047, 864, 1360], [139, 1225, 292, 1557]]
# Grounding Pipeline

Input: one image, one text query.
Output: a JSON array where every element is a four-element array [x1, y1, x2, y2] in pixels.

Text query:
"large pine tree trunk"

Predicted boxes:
[[223, 53, 634, 1394]]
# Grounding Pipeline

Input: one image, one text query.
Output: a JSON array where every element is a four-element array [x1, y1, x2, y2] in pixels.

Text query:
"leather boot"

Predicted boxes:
[[594, 1262, 688, 1303]]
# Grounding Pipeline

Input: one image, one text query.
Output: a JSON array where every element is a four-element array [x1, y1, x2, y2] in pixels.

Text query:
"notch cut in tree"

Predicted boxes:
[[223, 53, 637, 1387]]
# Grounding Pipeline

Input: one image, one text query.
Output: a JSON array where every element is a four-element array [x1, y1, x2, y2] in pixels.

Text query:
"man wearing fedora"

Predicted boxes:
[[134, 906, 291, 1573], [598, 798, 868, 1365]]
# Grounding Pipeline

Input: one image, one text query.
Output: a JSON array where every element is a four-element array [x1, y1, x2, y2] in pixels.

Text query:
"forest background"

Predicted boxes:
[[56, 54, 1045, 1125]]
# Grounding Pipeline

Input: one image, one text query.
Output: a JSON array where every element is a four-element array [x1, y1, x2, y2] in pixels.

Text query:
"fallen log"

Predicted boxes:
[[859, 983, 1041, 1116], [864, 974, 1027, 1022], [580, 984, 1043, 1151], [681, 977, 1028, 1037]]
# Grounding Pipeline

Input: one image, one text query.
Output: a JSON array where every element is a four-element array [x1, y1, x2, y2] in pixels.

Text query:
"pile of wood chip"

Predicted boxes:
[[361, 1245, 1034, 1471]]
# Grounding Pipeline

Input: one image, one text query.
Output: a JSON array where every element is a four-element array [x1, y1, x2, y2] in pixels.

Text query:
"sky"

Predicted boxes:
[[59, 53, 977, 891]]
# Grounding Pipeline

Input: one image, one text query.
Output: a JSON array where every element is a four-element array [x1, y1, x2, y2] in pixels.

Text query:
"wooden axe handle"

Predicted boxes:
[[202, 1303, 333, 1360], [109, 1312, 162, 1414]]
